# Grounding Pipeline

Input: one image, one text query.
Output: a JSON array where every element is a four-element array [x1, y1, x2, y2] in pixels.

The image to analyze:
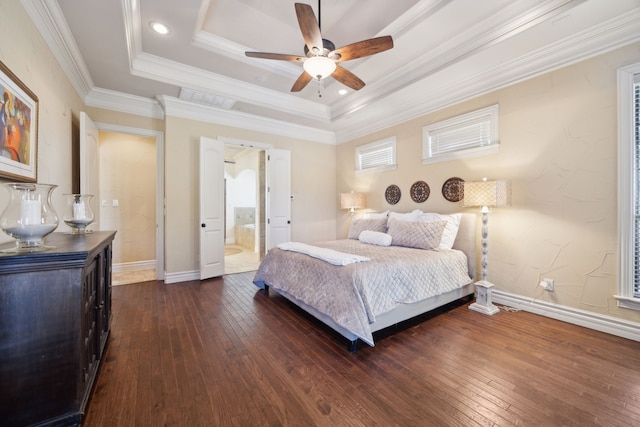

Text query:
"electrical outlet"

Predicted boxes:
[[540, 278, 554, 292]]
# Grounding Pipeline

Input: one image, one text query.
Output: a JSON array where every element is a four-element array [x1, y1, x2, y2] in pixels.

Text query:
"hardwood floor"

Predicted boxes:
[[84, 273, 640, 426]]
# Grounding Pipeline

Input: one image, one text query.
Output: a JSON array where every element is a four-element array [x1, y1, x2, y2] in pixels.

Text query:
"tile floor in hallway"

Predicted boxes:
[[112, 269, 157, 286], [112, 244, 261, 285]]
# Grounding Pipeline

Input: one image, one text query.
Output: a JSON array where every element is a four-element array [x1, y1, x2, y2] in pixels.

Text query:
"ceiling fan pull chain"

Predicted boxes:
[[317, 77, 322, 98]]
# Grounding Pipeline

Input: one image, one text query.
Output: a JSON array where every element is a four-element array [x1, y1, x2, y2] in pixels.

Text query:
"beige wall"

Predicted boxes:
[[164, 116, 337, 274], [337, 42, 640, 324], [0, 0, 84, 243], [99, 131, 156, 264]]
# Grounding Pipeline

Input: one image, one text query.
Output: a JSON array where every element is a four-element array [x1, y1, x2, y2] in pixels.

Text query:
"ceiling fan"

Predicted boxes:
[[245, 1, 394, 93]]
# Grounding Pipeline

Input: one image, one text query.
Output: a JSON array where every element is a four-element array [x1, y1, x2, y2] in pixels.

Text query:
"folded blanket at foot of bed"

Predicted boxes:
[[277, 241, 370, 266]]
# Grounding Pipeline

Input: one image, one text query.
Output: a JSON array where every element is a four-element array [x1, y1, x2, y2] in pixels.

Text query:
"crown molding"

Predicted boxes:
[[191, 31, 301, 80], [131, 52, 331, 124], [333, 8, 640, 143], [19, 0, 94, 99], [23, 0, 640, 147], [119, 0, 330, 124], [332, 0, 585, 122], [381, 0, 449, 39], [157, 95, 335, 145], [121, 0, 143, 67], [85, 87, 164, 119]]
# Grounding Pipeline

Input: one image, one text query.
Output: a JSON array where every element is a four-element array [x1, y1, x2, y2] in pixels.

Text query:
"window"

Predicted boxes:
[[422, 104, 499, 164], [616, 62, 640, 310], [355, 137, 397, 174]]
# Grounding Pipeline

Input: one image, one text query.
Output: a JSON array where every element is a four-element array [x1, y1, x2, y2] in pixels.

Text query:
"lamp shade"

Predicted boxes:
[[303, 56, 336, 80], [462, 179, 511, 208], [340, 192, 366, 210]]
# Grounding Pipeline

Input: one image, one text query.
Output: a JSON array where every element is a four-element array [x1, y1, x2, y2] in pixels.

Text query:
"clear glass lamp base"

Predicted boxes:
[[1, 237, 55, 253], [64, 220, 94, 234]]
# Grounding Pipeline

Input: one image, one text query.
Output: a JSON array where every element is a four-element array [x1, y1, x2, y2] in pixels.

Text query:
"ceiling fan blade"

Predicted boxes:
[[245, 52, 306, 62], [291, 71, 313, 92], [330, 36, 394, 62], [295, 3, 323, 54], [332, 65, 365, 90]]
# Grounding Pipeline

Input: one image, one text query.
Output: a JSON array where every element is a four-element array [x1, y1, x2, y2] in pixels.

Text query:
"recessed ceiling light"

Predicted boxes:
[[150, 21, 170, 35], [338, 89, 348, 95]]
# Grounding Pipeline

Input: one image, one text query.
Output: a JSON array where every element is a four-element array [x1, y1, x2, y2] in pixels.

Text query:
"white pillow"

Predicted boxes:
[[388, 209, 422, 223], [419, 212, 462, 250], [359, 230, 392, 246], [363, 210, 389, 219]]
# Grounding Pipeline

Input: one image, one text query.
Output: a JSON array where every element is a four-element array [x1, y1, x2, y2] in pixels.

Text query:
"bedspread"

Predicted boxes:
[[253, 239, 471, 346]]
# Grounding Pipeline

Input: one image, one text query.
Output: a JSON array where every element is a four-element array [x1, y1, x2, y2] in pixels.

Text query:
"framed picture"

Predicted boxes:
[[0, 60, 38, 182]]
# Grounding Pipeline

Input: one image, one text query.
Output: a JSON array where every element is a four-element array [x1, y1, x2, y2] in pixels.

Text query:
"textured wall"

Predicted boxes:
[[337, 43, 640, 324], [0, 0, 85, 243]]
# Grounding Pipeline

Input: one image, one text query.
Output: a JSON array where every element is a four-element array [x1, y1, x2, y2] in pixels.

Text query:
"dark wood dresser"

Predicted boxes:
[[0, 231, 116, 427]]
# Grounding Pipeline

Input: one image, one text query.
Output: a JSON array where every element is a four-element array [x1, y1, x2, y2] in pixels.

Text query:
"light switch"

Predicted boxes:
[[101, 200, 107, 207], [112, 199, 119, 207]]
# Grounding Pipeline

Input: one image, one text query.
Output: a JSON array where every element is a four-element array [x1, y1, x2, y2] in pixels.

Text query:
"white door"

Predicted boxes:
[[80, 112, 100, 229], [267, 149, 291, 249], [199, 136, 225, 279]]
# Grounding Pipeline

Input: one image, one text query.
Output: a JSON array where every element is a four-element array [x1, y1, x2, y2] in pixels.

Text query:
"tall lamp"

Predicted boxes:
[[340, 191, 366, 216], [462, 178, 511, 315]]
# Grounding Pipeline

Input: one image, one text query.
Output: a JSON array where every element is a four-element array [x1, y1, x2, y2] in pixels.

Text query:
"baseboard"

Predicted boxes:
[[493, 290, 640, 342], [112, 260, 156, 274], [164, 270, 200, 284]]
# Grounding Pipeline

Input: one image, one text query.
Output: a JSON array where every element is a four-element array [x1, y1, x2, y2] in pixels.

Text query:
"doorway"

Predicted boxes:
[[223, 145, 265, 274], [87, 120, 164, 284]]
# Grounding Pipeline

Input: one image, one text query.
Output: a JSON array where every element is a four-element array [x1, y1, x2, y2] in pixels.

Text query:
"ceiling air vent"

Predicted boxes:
[[179, 88, 236, 110]]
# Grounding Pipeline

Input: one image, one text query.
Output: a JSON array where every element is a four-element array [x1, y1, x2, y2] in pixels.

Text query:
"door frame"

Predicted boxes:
[[96, 122, 165, 281]]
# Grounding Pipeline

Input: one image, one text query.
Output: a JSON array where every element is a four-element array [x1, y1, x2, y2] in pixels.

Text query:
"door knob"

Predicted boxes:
[[201, 223, 206, 228]]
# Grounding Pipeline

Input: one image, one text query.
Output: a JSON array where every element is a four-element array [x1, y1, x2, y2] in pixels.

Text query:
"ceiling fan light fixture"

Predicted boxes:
[[303, 56, 336, 80]]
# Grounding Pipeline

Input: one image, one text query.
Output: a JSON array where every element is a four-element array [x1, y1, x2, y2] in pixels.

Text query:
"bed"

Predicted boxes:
[[253, 212, 477, 350]]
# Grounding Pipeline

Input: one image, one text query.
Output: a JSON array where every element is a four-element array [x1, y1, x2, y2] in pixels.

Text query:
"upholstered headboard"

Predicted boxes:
[[452, 213, 477, 281]]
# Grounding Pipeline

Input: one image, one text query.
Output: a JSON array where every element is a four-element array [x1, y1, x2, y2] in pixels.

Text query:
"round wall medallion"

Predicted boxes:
[[385, 184, 401, 205], [442, 177, 465, 202], [410, 181, 430, 203]]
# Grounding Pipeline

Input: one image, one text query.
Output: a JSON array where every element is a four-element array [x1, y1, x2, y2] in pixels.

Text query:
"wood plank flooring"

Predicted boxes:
[[84, 272, 640, 426]]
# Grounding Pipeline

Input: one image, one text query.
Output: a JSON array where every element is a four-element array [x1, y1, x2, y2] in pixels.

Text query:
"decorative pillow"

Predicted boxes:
[[387, 217, 447, 250], [387, 209, 422, 232], [359, 230, 392, 246], [363, 210, 389, 219], [347, 218, 388, 239], [419, 213, 462, 250]]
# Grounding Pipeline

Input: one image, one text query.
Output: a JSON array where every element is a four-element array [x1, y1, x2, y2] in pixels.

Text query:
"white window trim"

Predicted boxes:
[[615, 61, 640, 311], [422, 104, 499, 165], [355, 137, 397, 175]]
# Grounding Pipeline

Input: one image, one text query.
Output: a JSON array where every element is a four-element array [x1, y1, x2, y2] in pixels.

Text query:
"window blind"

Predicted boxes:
[[359, 145, 393, 170], [634, 82, 640, 297], [356, 138, 396, 172], [428, 119, 491, 156], [422, 104, 499, 164]]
